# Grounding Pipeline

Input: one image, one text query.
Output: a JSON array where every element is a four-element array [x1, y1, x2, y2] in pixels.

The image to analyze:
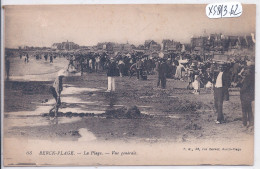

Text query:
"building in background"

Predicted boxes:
[[51, 40, 80, 50], [144, 40, 161, 51]]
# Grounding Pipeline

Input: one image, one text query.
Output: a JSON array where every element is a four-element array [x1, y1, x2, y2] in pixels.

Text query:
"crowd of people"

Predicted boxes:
[[6, 49, 255, 127]]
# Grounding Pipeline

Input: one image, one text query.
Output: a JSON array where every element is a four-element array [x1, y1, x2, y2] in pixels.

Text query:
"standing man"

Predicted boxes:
[[239, 62, 254, 127], [89, 57, 93, 73], [157, 58, 168, 89], [95, 55, 100, 72], [50, 54, 53, 63], [44, 53, 48, 61], [231, 60, 240, 83], [26, 53, 29, 63], [223, 64, 232, 101], [5, 57, 10, 80], [136, 58, 143, 80], [213, 63, 229, 124], [118, 59, 125, 77], [175, 62, 184, 80], [106, 58, 118, 92], [79, 54, 85, 76]]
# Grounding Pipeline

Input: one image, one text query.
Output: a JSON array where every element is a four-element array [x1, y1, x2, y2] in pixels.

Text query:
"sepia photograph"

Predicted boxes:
[[2, 3, 256, 166]]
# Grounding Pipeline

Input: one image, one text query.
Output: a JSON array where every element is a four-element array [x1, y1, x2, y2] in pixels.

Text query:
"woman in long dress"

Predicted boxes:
[[175, 63, 184, 80]]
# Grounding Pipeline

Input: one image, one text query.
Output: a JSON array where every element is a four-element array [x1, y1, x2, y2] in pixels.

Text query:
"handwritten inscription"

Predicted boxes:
[[206, 2, 242, 18]]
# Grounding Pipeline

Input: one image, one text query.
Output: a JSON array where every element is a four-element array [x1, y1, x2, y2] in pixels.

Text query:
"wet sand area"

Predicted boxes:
[[4, 73, 253, 144]]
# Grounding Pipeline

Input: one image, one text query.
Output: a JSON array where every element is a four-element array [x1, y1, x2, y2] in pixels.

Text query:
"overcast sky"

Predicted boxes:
[[4, 4, 255, 48]]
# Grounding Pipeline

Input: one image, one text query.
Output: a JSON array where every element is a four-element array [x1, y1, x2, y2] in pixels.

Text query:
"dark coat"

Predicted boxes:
[[205, 72, 213, 83], [232, 63, 240, 74], [158, 62, 168, 77], [240, 68, 254, 102], [107, 61, 119, 77], [213, 70, 231, 89], [222, 70, 231, 89], [136, 60, 144, 69]]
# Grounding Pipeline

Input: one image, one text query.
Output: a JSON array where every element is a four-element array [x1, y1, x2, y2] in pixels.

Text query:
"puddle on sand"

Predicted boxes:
[[167, 115, 181, 119], [138, 105, 152, 108], [6, 105, 53, 117], [6, 94, 104, 128], [59, 107, 104, 114], [142, 111, 157, 115], [9, 57, 68, 81], [61, 97, 99, 104], [43, 97, 99, 105], [62, 87, 101, 95], [56, 117, 82, 124], [42, 99, 56, 105], [142, 111, 181, 119], [10, 72, 58, 81], [103, 104, 124, 107], [5, 116, 82, 128], [78, 128, 97, 142]]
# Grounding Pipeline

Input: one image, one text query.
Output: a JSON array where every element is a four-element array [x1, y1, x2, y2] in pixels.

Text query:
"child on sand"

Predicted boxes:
[[192, 75, 200, 95], [49, 69, 67, 117]]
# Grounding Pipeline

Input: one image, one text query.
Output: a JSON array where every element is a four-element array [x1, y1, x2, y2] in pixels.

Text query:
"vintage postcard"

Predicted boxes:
[[3, 4, 255, 166]]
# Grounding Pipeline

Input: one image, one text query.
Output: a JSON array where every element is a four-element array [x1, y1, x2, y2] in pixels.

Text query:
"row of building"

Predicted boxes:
[[91, 33, 255, 54], [18, 33, 255, 55], [190, 33, 255, 54], [19, 40, 80, 51], [51, 40, 80, 50]]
